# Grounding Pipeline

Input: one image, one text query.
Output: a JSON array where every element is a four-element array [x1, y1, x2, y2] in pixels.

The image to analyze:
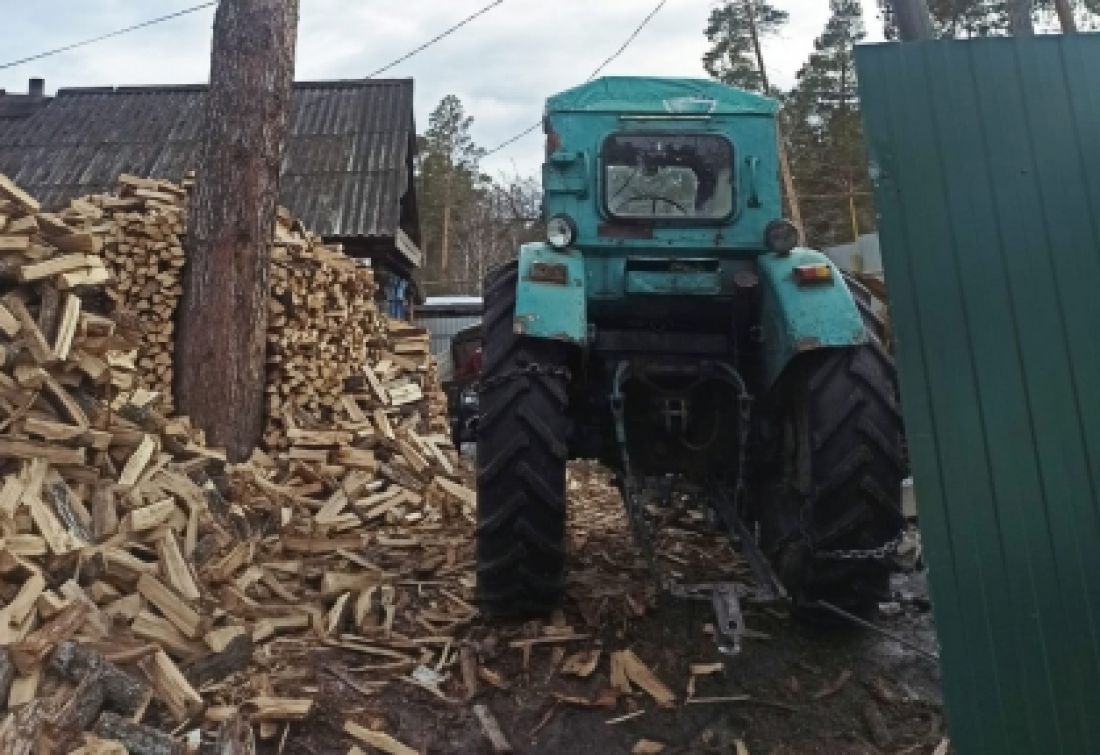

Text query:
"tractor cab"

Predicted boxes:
[[541, 77, 796, 257]]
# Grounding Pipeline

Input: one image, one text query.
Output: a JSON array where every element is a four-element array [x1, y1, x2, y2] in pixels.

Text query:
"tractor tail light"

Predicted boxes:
[[794, 264, 834, 286]]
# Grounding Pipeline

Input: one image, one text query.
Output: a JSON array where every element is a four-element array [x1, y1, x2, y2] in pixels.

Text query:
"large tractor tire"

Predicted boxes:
[[757, 344, 906, 615], [476, 262, 572, 618]]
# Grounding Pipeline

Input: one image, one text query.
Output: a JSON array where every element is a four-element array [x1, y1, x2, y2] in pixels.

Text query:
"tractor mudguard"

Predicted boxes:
[[513, 242, 588, 346], [756, 248, 867, 388]]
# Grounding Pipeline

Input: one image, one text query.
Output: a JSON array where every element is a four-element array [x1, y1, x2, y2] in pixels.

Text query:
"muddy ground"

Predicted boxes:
[[268, 462, 946, 755]]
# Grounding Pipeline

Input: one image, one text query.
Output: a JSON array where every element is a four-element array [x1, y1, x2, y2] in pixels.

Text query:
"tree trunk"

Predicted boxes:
[[743, 0, 805, 243], [176, 0, 299, 462], [892, 0, 934, 41], [1007, 0, 1035, 35], [1053, 0, 1078, 32]]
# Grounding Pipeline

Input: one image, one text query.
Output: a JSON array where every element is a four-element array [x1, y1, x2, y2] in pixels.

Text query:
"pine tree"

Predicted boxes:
[[878, 0, 1099, 36], [786, 0, 873, 247], [702, 1, 789, 93], [415, 95, 486, 293]]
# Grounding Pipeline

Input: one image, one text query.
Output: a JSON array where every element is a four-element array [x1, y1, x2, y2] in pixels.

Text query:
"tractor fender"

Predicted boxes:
[[513, 242, 588, 346], [756, 248, 867, 388]]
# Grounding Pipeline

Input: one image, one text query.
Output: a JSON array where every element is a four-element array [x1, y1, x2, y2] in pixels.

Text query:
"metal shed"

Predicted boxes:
[[414, 297, 482, 357], [856, 35, 1100, 754]]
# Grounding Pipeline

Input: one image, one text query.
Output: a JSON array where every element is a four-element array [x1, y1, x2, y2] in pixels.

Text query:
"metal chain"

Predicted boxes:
[[814, 529, 906, 562], [476, 363, 572, 393], [731, 387, 753, 517]]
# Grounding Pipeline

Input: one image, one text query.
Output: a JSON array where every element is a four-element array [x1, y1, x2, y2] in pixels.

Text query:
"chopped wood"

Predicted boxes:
[[244, 697, 312, 721], [51, 641, 151, 717], [611, 650, 675, 708], [156, 532, 201, 601], [0, 438, 85, 466], [9, 601, 90, 673], [93, 711, 183, 755], [0, 173, 41, 212], [561, 649, 601, 678], [344, 720, 418, 755], [139, 650, 202, 722], [136, 574, 202, 639], [473, 704, 513, 753]]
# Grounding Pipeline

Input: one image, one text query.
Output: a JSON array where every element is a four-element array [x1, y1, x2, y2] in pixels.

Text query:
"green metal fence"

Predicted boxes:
[[856, 35, 1100, 754]]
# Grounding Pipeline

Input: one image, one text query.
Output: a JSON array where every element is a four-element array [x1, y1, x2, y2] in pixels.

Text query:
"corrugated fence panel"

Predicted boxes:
[[856, 35, 1100, 754]]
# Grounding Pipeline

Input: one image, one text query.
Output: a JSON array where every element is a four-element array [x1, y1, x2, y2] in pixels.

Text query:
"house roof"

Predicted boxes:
[[0, 79, 418, 243]]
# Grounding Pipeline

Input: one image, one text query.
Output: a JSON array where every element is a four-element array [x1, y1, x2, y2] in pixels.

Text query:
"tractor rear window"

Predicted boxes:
[[604, 133, 734, 221]]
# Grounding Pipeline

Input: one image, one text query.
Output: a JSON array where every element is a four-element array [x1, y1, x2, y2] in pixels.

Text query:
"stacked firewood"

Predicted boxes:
[[95, 175, 190, 413], [0, 174, 477, 753], [263, 213, 381, 449]]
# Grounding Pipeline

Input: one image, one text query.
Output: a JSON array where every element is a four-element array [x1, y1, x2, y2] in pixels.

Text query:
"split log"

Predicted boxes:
[[184, 633, 253, 687], [51, 641, 150, 717], [93, 712, 182, 755]]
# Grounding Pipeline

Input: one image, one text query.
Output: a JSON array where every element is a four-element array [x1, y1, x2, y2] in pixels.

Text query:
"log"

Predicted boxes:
[[93, 712, 182, 755], [51, 641, 151, 717], [51, 669, 107, 733], [184, 633, 253, 687]]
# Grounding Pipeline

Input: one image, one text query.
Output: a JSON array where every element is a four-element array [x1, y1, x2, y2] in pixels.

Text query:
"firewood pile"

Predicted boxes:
[[0, 173, 479, 753], [96, 175, 191, 415]]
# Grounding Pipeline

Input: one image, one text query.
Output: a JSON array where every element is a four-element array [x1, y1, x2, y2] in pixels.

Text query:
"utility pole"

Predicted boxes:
[[176, 0, 299, 461], [892, 0, 934, 41], [1007, 0, 1036, 35], [742, 0, 804, 242]]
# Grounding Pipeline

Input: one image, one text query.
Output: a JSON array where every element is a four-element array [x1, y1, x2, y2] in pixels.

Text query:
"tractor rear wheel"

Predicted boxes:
[[758, 344, 906, 615], [476, 262, 572, 617]]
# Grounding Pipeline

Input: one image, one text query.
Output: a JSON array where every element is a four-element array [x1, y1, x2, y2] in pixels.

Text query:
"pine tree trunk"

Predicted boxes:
[[892, 0, 934, 41], [1007, 0, 1035, 35], [1053, 0, 1077, 32], [176, 0, 299, 462], [743, 0, 804, 242]]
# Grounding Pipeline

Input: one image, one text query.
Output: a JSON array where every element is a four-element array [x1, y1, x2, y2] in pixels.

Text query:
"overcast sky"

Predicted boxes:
[[0, 0, 885, 176]]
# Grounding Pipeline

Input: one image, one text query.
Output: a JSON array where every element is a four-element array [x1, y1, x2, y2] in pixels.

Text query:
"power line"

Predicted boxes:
[[293, 0, 506, 118], [483, 0, 668, 158], [0, 2, 217, 72], [365, 0, 504, 79]]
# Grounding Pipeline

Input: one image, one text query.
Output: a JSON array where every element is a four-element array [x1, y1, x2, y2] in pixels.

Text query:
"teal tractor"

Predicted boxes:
[[477, 77, 905, 617]]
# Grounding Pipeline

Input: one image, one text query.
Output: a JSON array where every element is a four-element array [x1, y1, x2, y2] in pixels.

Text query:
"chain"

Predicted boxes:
[[731, 387, 753, 517], [476, 363, 572, 393], [814, 529, 906, 562]]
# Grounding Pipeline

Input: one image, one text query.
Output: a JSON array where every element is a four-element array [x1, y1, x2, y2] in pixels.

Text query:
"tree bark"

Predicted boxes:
[[743, 0, 805, 243], [1053, 0, 1078, 32], [891, 0, 934, 41], [176, 0, 299, 461], [1007, 0, 1035, 35]]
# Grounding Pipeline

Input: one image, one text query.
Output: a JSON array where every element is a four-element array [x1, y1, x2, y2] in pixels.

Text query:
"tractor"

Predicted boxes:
[[476, 77, 905, 619]]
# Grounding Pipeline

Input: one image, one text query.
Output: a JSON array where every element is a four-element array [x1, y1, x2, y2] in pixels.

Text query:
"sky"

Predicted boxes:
[[0, 0, 886, 176]]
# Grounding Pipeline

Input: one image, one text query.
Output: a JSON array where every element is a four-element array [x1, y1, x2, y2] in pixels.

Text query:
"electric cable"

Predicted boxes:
[[0, 2, 217, 71], [483, 0, 669, 157]]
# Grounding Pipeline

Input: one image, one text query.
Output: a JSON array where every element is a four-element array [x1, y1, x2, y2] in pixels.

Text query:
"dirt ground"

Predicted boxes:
[[268, 462, 946, 755]]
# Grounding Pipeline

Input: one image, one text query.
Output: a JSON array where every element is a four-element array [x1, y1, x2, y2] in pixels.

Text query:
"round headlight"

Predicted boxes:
[[764, 219, 799, 254], [546, 214, 576, 249]]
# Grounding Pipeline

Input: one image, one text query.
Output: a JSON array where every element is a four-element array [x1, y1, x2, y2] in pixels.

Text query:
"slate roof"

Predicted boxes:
[[0, 79, 418, 242]]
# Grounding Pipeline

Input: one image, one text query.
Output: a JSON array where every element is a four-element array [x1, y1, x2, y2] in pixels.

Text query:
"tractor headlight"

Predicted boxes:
[[546, 214, 577, 249], [764, 219, 799, 254]]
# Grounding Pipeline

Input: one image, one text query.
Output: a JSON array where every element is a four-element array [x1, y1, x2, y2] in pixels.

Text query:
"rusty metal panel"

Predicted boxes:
[[856, 35, 1100, 754]]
